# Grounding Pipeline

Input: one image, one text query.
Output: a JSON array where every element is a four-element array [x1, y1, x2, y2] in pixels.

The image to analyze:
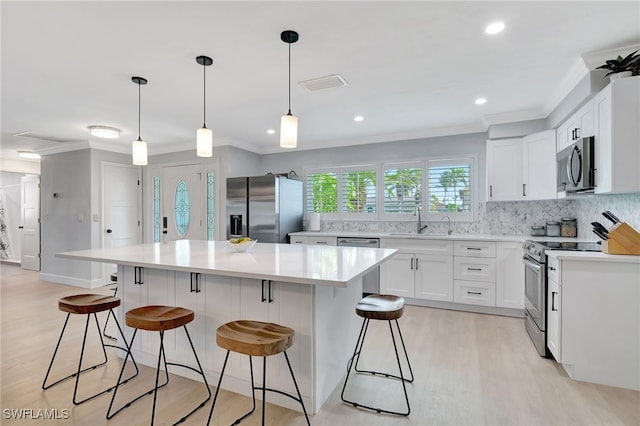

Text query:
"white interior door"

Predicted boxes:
[[103, 163, 142, 280], [162, 164, 203, 241], [20, 175, 40, 271]]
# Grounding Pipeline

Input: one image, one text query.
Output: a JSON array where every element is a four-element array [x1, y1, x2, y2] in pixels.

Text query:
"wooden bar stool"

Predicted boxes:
[[340, 294, 414, 416], [206, 320, 310, 426], [42, 294, 139, 405], [107, 305, 211, 426]]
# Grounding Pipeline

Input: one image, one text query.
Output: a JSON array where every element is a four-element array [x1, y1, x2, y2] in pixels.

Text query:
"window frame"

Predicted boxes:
[[423, 155, 476, 222], [380, 161, 424, 221]]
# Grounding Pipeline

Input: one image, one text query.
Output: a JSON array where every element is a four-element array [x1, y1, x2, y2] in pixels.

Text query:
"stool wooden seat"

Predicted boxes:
[[356, 294, 405, 320], [43, 294, 138, 405], [107, 305, 210, 426], [216, 320, 294, 356], [341, 294, 413, 416], [126, 305, 194, 331], [58, 294, 121, 315], [207, 320, 310, 426]]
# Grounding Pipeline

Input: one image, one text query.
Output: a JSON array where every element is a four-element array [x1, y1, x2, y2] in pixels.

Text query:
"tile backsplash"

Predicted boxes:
[[309, 193, 640, 239]]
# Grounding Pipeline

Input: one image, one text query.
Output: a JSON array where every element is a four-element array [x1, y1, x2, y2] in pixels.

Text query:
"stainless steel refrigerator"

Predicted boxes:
[[226, 175, 303, 243]]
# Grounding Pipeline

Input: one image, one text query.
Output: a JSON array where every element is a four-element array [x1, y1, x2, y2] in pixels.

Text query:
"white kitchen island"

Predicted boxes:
[[57, 240, 397, 414]]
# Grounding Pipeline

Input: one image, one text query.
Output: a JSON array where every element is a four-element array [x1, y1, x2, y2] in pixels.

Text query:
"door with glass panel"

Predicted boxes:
[[162, 164, 203, 241]]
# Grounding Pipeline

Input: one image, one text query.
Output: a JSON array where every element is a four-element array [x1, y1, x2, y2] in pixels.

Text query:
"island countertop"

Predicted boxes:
[[57, 239, 397, 287]]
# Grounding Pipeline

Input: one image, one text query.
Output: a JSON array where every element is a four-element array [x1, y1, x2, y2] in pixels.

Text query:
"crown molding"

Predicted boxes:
[[581, 42, 640, 70]]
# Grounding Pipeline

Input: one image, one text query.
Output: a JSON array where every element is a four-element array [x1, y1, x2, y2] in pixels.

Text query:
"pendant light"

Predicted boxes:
[[196, 55, 213, 157], [131, 76, 148, 166], [280, 30, 299, 149]]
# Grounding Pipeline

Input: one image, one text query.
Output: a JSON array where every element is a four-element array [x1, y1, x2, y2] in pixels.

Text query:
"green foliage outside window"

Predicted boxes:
[[308, 173, 337, 213], [383, 167, 421, 213], [343, 170, 376, 213]]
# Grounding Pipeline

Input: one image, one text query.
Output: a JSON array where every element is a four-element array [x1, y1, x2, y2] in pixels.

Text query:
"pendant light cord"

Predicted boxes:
[[288, 41, 292, 115], [203, 62, 207, 127], [137, 82, 142, 141]]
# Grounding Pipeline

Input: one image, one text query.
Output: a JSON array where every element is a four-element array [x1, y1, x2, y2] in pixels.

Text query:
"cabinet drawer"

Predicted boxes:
[[454, 280, 496, 306], [454, 257, 496, 282], [454, 241, 496, 258], [547, 256, 559, 283], [305, 236, 337, 246]]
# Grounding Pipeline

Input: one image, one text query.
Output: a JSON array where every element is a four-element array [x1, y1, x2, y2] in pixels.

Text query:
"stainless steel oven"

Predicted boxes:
[[522, 242, 547, 357]]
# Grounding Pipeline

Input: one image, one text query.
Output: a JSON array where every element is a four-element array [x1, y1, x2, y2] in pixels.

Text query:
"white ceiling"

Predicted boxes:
[[2, 1, 639, 161]]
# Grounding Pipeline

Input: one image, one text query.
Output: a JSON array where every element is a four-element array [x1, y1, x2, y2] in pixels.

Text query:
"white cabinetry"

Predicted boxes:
[[522, 130, 557, 200], [453, 241, 496, 306], [487, 138, 522, 201], [546, 256, 561, 361], [487, 130, 556, 202], [594, 76, 640, 194], [495, 242, 525, 309], [557, 99, 594, 153], [380, 238, 453, 302], [290, 235, 337, 246]]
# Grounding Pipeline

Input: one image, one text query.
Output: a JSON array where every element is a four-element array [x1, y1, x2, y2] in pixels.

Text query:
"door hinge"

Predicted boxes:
[[138, 220, 141, 226], [37, 218, 41, 224], [37, 253, 41, 258]]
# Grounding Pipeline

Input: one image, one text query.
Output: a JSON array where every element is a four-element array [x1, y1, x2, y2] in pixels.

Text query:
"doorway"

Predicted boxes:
[[162, 164, 204, 241], [20, 175, 40, 271]]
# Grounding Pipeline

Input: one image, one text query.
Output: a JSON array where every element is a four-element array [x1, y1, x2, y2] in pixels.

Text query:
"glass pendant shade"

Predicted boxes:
[[197, 126, 213, 157], [280, 113, 298, 148], [132, 139, 148, 165]]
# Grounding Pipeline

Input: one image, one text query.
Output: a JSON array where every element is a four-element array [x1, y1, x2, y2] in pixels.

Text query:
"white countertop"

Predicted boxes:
[[546, 250, 640, 263], [57, 240, 398, 287], [291, 231, 597, 243]]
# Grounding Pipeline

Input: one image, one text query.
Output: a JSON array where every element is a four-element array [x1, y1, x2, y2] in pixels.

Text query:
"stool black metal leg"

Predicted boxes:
[[341, 318, 412, 416], [102, 287, 118, 339], [283, 350, 311, 426], [394, 319, 414, 383], [230, 356, 257, 425], [262, 356, 267, 426], [206, 350, 231, 425]]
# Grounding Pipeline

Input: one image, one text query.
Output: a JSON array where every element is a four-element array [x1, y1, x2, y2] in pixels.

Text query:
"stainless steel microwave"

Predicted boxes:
[[557, 136, 595, 192]]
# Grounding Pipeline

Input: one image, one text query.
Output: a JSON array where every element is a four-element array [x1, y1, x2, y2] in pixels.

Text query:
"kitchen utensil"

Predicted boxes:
[[602, 211, 621, 224], [591, 221, 609, 236], [592, 229, 609, 240]]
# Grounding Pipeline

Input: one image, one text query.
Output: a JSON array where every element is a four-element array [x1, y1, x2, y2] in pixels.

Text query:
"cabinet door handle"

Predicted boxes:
[[467, 247, 482, 251], [415, 258, 419, 270], [268, 280, 273, 303], [316, 241, 327, 245], [467, 291, 482, 295], [467, 267, 483, 271], [410, 258, 414, 270], [575, 128, 580, 139], [551, 291, 558, 311], [261, 280, 267, 302], [489, 185, 493, 198], [522, 184, 526, 197], [190, 272, 201, 293], [134, 266, 143, 285]]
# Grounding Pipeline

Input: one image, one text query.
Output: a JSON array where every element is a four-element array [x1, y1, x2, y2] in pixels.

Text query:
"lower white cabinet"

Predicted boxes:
[[495, 242, 525, 309], [290, 235, 337, 245], [380, 239, 454, 302], [547, 273, 561, 361], [453, 280, 495, 306], [453, 241, 496, 307]]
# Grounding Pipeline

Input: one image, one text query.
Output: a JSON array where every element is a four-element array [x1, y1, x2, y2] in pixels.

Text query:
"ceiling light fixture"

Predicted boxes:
[[475, 97, 488, 105], [354, 115, 364, 122], [267, 129, 276, 135], [280, 30, 299, 149], [18, 151, 40, 159], [88, 125, 120, 139], [196, 55, 213, 157], [485, 22, 505, 35], [131, 76, 148, 166]]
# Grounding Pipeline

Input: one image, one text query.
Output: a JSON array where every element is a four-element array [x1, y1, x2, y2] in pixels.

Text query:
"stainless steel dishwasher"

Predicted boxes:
[[337, 237, 380, 295]]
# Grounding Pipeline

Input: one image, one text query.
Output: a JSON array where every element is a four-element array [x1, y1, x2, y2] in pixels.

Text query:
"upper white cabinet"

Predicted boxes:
[[487, 138, 523, 201], [522, 130, 557, 201], [556, 99, 594, 153], [487, 130, 556, 202], [594, 76, 640, 194]]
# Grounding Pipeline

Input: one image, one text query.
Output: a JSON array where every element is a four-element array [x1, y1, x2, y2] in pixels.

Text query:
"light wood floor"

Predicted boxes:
[[1, 263, 638, 425]]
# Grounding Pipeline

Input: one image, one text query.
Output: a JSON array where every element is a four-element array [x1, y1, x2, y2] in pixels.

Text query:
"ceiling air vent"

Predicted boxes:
[[299, 74, 348, 92], [11, 132, 83, 143]]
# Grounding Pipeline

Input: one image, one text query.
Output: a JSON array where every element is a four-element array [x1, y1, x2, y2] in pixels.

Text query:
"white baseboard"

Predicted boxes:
[[39, 273, 104, 289]]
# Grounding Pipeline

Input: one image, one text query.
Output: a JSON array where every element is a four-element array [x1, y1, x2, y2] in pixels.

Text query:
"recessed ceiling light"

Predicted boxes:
[[267, 129, 276, 135], [354, 115, 364, 122], [485, 22, 505, 35], [475, 97, 487, 105], [88, 125, 120, 139], [18, 151, 40, 159]]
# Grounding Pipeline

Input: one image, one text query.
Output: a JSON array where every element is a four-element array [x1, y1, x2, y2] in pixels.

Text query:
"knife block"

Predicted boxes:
[[601, 222, 640, 255]]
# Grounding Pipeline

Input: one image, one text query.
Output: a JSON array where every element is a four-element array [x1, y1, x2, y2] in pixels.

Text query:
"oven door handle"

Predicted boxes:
[[522, 256, 542, 272]]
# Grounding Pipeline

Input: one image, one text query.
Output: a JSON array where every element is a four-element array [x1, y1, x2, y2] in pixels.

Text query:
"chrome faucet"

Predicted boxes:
[[442, 216, 452, 235], [414, 205, 428, 234]]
